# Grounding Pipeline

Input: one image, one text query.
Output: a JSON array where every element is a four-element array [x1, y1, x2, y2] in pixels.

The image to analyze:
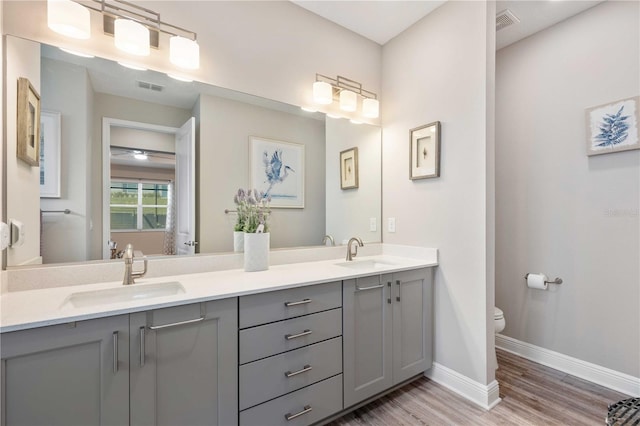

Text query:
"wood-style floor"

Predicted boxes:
[[330, 349, 629, 425]]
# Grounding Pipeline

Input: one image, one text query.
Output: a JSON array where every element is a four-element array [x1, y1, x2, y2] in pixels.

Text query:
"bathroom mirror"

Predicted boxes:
[[3, 36, 382, 268]]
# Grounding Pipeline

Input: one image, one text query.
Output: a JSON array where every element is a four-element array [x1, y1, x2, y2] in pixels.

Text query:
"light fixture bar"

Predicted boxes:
[[315, 73, 377, 100], [76, 0, 197, 41]]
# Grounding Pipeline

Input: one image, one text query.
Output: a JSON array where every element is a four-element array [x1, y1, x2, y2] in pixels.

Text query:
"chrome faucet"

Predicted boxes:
[[322, 234, 335, 246], [346, 237, 364, 261], [122, 244, 148, 285]]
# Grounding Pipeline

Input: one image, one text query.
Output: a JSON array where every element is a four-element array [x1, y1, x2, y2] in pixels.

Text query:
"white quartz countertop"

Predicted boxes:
[[0, 254, 437, 333]]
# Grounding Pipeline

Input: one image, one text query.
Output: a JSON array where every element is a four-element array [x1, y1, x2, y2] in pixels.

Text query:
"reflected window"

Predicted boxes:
[[110, 181, 168, 231]]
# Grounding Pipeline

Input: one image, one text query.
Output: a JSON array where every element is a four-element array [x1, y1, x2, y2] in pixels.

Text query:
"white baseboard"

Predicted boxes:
[[425, 363, 501, 410], [496, 334, 640, 397]]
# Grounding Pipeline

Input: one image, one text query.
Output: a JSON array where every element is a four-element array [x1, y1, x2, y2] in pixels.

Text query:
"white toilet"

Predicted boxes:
[[493, 307, 506, 370]]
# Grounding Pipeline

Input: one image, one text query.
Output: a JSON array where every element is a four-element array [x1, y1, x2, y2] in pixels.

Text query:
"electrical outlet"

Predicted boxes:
[[369, 218, 377, 232], [388, 217, 396, 233], [0, 222, 10, 251]]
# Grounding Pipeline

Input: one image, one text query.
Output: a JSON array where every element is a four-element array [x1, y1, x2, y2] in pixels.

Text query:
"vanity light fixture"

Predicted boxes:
[[312, 74, 379, 119], [114, 18, 150, 56], [46, 0, 200, 70], [133, 151, 148, 160], [47, 0, 91, 39]]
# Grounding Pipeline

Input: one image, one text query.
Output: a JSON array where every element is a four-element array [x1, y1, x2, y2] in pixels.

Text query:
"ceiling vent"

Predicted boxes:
[[136, 80, 164, 92], [496, 9, 520, 31]]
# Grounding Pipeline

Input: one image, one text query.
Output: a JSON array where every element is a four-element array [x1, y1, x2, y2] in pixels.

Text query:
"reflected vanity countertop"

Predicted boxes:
[[0, 251, 437, 333]]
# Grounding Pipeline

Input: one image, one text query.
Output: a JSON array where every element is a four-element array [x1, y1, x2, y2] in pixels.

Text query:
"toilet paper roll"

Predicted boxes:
[[527, 273, 548, 290]]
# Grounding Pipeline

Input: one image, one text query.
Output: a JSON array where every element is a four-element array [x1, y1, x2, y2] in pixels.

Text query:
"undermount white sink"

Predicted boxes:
[[335, 259, 396, 270], [63, 282, 186, 308]]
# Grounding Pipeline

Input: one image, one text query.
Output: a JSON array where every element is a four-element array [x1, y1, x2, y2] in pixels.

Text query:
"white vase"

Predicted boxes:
[[233, 231, 244, 252], [244, 232, 269, 272]]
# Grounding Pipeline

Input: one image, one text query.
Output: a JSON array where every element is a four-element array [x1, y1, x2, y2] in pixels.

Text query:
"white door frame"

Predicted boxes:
[[102, 117, 179, 260]]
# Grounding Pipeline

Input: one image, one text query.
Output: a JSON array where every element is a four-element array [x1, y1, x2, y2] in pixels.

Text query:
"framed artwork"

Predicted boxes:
[[249, 136, 305, 208], [340, 147, 359, 189], [410, 121, 441, 180], [40, 111, 62, 198], [17, 77, 41, 166], [586, 96, 639, 156]]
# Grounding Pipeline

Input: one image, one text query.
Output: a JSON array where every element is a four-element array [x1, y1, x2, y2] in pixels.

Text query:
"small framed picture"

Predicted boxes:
[[17, 77, 41, 166], [340, 147, 359, 189], [40, 111, 62, 198], [410, 121, 441, 180], [586, 96, 639, 156]]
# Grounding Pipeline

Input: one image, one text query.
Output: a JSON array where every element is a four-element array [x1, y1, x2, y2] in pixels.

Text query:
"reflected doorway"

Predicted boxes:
[[102, 117, 195, 260]]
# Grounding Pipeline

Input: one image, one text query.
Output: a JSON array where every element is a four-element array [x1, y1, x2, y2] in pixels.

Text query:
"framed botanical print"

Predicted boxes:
[[340, 147, 359, 190], [410, 121, 441, 180]]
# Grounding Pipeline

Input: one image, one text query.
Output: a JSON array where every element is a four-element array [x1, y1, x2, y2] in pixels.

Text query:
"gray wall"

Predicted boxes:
[[90, 93, 191, 260], [496, 1, 639, 377], [382, 1, 496, 385], [196, 94, 325, 253]]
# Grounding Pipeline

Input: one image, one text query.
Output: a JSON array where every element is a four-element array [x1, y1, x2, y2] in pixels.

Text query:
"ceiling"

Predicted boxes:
[[292, 0, 604, 49]]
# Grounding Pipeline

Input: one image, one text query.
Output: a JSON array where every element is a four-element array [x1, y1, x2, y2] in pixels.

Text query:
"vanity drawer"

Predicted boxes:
[[239, 337, 342, 410], [240, 308, 342, 364], [239, 281, 341, 329], [239, 374, 343, 426]]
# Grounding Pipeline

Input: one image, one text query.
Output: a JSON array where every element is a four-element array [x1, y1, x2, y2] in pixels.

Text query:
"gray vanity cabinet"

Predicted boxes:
[[343, 268, 433, 408], [129, 298, 238, 426], [0, 315, 130, 426]]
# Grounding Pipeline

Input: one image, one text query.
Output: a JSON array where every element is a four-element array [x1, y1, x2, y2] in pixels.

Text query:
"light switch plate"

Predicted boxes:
[[0, 222, 9, 251], [369, 217, 377, 232], [10, 219, 25, 247], [388, 217, 396, 233]]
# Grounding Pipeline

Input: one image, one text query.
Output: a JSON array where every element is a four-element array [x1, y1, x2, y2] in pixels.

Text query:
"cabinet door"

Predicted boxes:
[[392, 268, 434, 384], [130, 298, 238, 426], [1, 315, 129, 426], [343, 276, 393, 408]]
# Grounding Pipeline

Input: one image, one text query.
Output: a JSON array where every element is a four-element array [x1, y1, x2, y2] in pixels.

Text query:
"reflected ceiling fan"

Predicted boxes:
[[110, 147, 175, 168]]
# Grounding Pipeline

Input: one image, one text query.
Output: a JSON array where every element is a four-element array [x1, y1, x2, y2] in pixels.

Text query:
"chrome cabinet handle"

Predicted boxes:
[[284, 298, 311, 307], [139, 326, 146, 366], [184, 241, 199, 246], [148, 316, 205, 330], [112, 331, 119, 373], [387, 282, 392, 304], [285, 329, 312, 340], [285, 365, 312, 378], [285, 405, 312, 421], [396, 280, 401, 302], [355, 283, 384, 292]]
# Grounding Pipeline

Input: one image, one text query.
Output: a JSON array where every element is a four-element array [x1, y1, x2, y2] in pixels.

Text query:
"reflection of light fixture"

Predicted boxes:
[[133, 151, 148, 160], [312, 74, 379, 119], [167, 74, 194, 83], [115, 19, 150, 56], [47, 0, 90, 39], [59, 47, 95, 58], [117, 62, 148, 71], [46, 0, 200, 70], [301, 106, 318, 113], [170, 36, 200, 70]]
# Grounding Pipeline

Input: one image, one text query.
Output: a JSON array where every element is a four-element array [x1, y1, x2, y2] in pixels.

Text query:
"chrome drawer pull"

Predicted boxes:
[[285, 405, 312, 421], [148, 316, 205, 330], [355, 283, 384, 292], [285, 329, 312, 340], [284, 298, 312, 307], [139, 326, 146, 366], [285, 365, 313, 378], [112, 331, 119, 374], [396, 279, 401, 302]]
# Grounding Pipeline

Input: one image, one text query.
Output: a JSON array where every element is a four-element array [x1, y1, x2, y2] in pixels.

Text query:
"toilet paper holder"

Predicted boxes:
[[524, 273, 563, 285]]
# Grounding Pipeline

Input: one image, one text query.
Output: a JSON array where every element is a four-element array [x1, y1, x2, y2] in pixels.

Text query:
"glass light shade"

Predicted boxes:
[[340, 90, 357, 112], [362, 98, 380, 118], [313, 81, 333, 105], [170, 36, 200, 70], [114, 19, 150, 56], [47, 0, 90, 39]]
